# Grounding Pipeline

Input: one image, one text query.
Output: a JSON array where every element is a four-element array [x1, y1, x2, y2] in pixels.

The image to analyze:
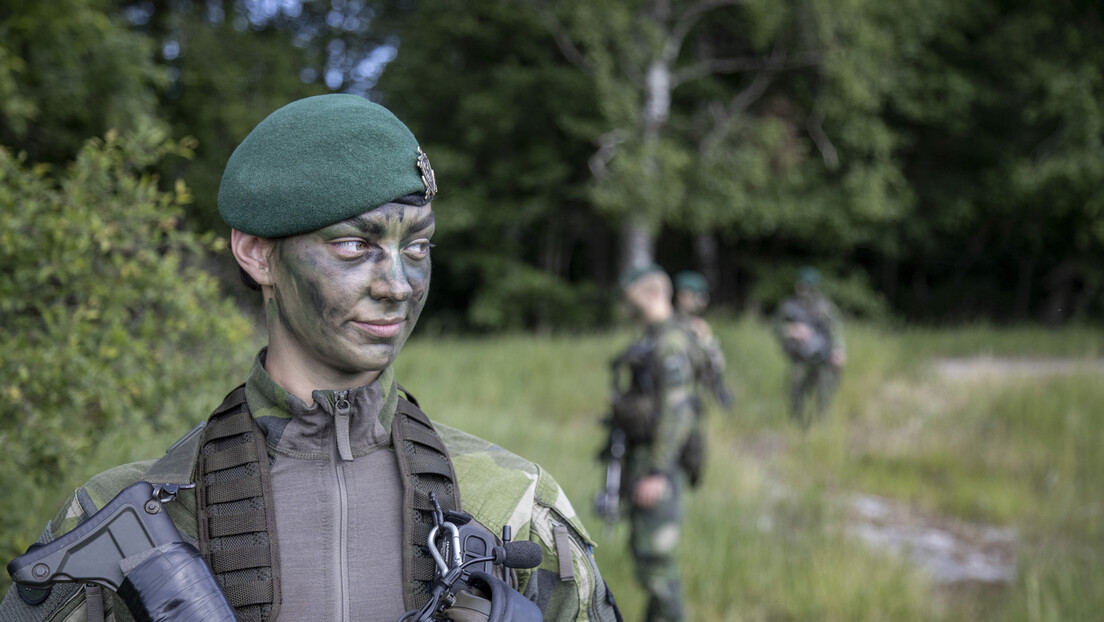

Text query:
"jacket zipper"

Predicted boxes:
[[333, 390, 352, 621]]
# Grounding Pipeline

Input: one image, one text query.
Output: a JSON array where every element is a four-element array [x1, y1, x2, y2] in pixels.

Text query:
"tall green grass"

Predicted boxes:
[[5, 319, 1102, 620], [398, 318, 1104, 621]]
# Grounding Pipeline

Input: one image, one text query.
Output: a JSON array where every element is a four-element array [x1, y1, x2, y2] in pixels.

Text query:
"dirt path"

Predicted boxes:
[[734, 355, 1094, 587], [733, 430, 1020, 587], [934, 356, 1104, 380], [843, 356, 1104, 585], [845, 492, 1017, 585]]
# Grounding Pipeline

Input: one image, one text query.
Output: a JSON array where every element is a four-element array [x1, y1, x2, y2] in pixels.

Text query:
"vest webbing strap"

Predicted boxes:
[[193, 384, 463, 615], [196, 385, 282, 622], [393, 390, 462, 611]]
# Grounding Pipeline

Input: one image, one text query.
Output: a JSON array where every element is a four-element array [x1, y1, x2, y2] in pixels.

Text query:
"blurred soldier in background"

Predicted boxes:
[[774, 267, 846, 426], [673, 270, 734, 413], [600, 264, 704, 622]]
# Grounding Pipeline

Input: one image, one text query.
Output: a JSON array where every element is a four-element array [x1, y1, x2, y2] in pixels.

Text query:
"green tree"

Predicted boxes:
[[542, 0, 905, 269], [374, 0, 611, 330], [367, 0, 915, 321], [114, 0, 332, 233], [878, 0, 1104, 322], [0, 0, 166, 163], [0, 127, 254, 576]]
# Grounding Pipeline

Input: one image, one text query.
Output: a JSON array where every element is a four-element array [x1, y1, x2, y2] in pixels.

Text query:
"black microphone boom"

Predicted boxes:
[[492, 541, 543, 569]]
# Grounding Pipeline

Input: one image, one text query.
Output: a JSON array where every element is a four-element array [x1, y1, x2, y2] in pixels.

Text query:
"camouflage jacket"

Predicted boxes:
[[624, 317, 701, 480], [675, 311, 731, 409], [773, 293, 845, 362], [0, 354, 619, 622]]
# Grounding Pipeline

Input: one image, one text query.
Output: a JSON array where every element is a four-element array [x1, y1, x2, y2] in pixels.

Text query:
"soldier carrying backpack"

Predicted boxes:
[[773, 267, 847, 426], [596, 264, 705, 622]]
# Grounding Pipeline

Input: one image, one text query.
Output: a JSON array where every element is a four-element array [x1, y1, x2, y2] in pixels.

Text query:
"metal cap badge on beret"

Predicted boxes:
[[218, 94, 437, 238]]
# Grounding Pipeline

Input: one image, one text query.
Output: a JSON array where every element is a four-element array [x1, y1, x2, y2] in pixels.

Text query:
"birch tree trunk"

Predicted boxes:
[[621, 53, 674, 272]]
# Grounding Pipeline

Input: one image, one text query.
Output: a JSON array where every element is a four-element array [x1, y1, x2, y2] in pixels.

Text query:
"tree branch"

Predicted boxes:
[[588, 129, 628, 179], [665, 0, 745, 63], [697, 42, 785, 156], [806, 103, 839, 170], [536, 1, 593, 73], [673, 48, 819, 87]]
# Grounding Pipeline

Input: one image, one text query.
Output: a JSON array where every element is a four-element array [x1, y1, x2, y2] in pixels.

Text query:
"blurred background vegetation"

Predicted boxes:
[[1, 0, 1102, 619], [3, 0, 1102, 329]]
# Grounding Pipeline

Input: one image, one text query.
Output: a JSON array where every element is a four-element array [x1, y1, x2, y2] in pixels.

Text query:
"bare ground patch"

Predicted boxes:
[[726, 362, 1030, 589], [845, 492, 1017, 585], [934, 356, 1104, 381]]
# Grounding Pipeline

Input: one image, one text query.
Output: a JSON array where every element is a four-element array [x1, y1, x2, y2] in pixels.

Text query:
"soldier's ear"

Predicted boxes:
[[231, 229, 276, 287]]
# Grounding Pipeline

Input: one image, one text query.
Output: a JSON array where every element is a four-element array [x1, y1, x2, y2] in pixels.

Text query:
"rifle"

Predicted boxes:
[[702, 360, 734, 411], [593, 424, 626, 531], [8, 481, 237, 622]]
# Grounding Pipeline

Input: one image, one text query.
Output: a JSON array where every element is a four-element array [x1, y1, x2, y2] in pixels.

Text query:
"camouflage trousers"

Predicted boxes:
[[629, 472, 685, 622], [787, 360, 840, 426]]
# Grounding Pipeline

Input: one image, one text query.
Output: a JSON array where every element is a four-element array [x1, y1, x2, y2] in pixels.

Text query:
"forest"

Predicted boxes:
[[2, 0, 1102, 330], [2, 2, 1104, 620]]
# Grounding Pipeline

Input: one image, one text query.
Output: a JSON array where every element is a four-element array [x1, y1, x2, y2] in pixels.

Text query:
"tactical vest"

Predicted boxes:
[[609, 321, 708, 444], [608, 322, 708, 485], [779, 297, 833, 362], [143, 385, 467, 622]]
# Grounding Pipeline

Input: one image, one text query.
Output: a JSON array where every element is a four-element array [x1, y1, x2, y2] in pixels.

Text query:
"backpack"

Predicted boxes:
[[608, 338, 661, 444]]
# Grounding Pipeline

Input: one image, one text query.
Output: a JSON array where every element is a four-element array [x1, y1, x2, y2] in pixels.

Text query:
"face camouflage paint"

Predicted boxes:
[[264, 202, 434, 387]]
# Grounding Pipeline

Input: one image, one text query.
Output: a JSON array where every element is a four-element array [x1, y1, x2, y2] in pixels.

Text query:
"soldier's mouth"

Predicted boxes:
[[352, 318, 404, 338]]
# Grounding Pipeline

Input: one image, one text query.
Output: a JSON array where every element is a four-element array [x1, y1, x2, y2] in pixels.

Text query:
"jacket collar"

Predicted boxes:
[[242, 348, 398, 459]]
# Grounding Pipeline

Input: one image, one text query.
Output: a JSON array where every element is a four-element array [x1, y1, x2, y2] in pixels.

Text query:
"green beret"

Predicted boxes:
[[674, 270, 709, 294], [619, 263, 666, 289], [796, 266, 821, 287], [219, 94, 437, 237]]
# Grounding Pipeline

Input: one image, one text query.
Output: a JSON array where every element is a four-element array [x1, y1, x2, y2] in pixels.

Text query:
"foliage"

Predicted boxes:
[[0, 0, 166, 163], [548, 0, 913, 258], [748, 262, 891, 321], [0, 128, 254, 570], [464, 257, 610, 332], [116, 0, 331, 233], [4, 0, 1104, 330], [373, 0, 614, 330], [874, 0, 1104, 322]]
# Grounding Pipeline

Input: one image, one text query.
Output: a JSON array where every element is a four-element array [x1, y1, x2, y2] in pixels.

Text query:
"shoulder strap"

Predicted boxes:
[[195, 385, 282, 622], [392, 387, 463, 611]]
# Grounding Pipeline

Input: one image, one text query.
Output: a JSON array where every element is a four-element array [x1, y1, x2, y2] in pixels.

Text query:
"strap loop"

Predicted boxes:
[[197, 385, 282, 621]]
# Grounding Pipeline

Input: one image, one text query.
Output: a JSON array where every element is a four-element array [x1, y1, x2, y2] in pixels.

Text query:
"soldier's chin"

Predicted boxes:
[[353, 343, 402, 371]]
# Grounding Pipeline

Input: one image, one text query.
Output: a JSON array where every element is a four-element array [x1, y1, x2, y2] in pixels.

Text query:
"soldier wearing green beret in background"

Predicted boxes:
[[1, 95, 621, 622], [673, 270, 734, 416], [773, 267, 846, 427], [599, 265, 704, 622]]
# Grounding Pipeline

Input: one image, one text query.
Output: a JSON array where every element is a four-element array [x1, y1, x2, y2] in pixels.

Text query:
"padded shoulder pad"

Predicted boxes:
[[142, 421, 207, 486]]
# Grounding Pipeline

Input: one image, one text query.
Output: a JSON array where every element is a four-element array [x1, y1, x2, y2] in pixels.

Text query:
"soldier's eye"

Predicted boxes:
[[333, 239, 369, 257], [404, 240, 433, 260]]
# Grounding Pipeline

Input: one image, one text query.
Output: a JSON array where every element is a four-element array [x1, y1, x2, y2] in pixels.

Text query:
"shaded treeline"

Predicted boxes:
[[1, 0, 1102, 328]]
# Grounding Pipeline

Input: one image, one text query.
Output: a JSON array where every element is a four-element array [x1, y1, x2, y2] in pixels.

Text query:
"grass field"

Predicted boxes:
[[6, 318, 1103, 620], [395, 318, 1104, 622]]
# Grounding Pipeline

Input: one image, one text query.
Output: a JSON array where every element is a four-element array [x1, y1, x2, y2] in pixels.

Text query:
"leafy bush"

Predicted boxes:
[[0, 126, 254, 570], [465, 257, 610, 332], [749, 262, 891, 321]]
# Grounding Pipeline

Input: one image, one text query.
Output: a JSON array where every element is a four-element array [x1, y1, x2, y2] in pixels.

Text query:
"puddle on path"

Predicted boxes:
[[845, 493, 1017, 585]]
